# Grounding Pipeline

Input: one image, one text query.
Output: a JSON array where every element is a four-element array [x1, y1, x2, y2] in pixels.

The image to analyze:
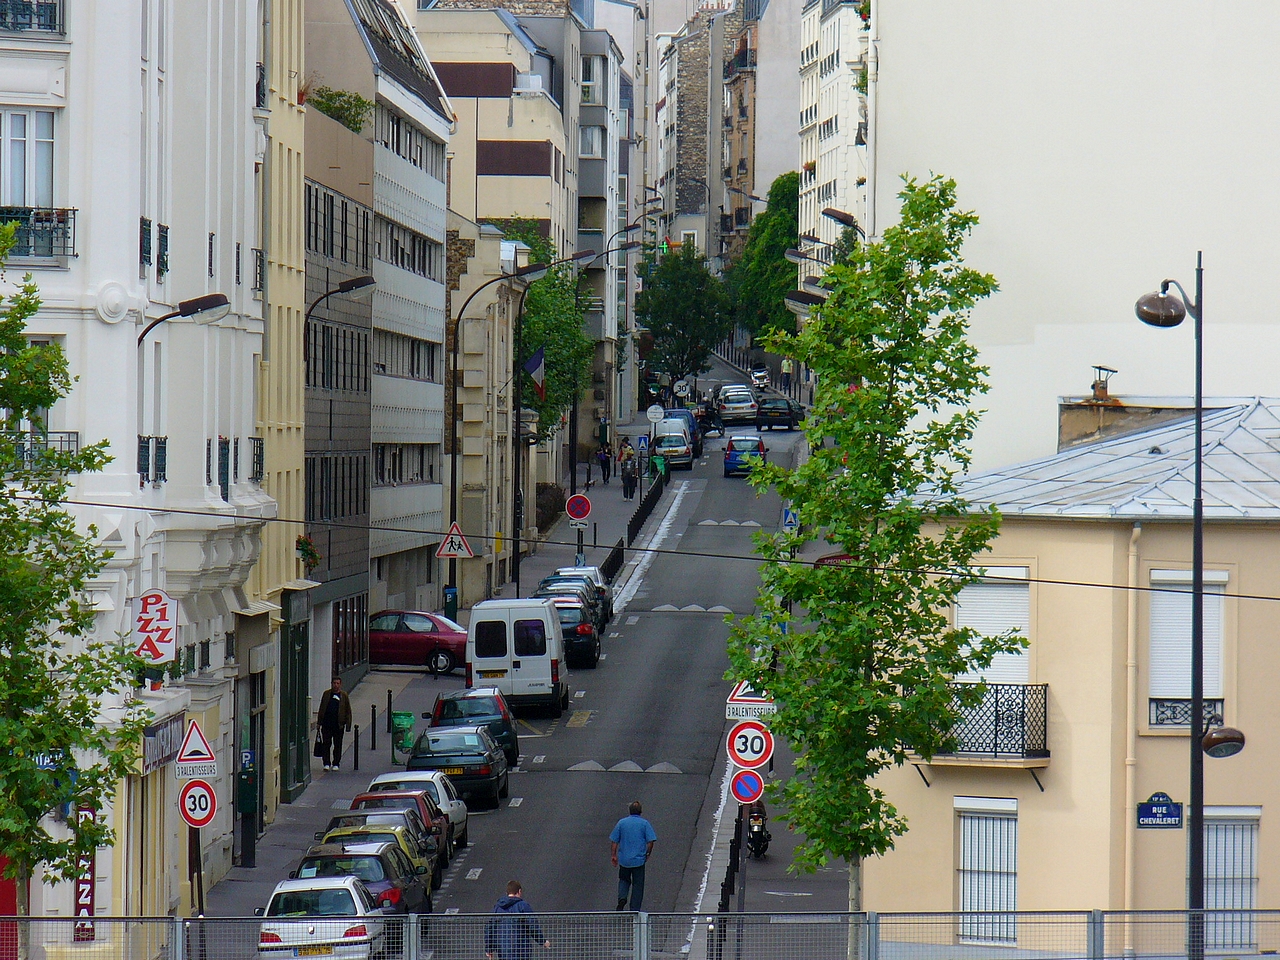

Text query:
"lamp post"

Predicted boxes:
[[512, 249, 597, 597], [137, 293, 233, 344], [304, 275, 376, 323], [447, 261, 549, 609], [1134, 253, 1245, 958]]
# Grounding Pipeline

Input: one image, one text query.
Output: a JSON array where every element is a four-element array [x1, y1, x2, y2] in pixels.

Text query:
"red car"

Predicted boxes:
[[370, 611, 467, 673]]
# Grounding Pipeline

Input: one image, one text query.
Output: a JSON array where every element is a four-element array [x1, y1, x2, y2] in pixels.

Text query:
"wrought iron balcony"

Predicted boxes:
[[3, 430, 78, 469], [0, 207, 77, 258], [1149, 697, 1224, 728], [255, 62, 268, 110], [943, 682, 1049, 760], [249, 437, 265, 483], [0, 0, 62, 33], [137, 435, 167, 484]]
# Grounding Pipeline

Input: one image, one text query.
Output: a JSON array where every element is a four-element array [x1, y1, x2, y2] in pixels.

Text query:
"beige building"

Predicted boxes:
[[867, 400, 1280, 944]]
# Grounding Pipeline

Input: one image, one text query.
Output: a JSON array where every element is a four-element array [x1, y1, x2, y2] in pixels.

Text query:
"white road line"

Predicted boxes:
[[466, 868, 483, 880], [614, 481, 690, 614], [509, 797, 523, 807], [609, 632, 621, 638], [574, 690, 586, 698], [532, 755, 546, 763], [446, 908, 460, 915], [694, 754, 735, 915]]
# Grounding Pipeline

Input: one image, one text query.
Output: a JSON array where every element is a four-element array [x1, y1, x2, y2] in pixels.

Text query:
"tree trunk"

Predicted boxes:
[[16, 865, 29, 960], [847, 856, 863, 960]]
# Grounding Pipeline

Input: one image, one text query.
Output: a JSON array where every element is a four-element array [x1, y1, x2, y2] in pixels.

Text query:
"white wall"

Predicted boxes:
[[871, 2, 1280, 471], [753, 0, 800, 197]]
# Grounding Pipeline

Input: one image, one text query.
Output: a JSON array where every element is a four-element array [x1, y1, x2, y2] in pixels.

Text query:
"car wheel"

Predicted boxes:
[[433, 859, 444, 890], [499, 772, 510, 799], [427, 649, 455, 674], [440, 830, 452, 868], [723, 469, 731, 478], [551, 696, 563, 718]]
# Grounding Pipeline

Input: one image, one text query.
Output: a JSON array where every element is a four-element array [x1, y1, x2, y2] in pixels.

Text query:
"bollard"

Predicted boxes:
[[387, 690, 393, 732], [353, 724, 360, 772], [370, 705, 377, 752], [593, 522, 598, 548]]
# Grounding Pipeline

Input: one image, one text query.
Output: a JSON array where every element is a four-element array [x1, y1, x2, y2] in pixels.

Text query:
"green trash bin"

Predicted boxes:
[[391, 711, 416, 764], [651, 454, 667, 479]]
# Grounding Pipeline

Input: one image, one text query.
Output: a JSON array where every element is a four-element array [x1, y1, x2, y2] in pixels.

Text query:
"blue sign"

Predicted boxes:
[[782, 508, 799, 532], [1137, 792, 1183, 829], [637, 435, 649, 452], [241, 749, 255, 769]]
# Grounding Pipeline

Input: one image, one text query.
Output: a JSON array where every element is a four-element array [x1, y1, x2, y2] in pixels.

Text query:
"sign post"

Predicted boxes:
[[179, 778, 218, 916], [566, 494, 592, 567]]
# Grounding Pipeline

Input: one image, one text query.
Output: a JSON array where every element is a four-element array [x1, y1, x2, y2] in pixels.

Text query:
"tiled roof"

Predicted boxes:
[[955, 399, 1280, 521]]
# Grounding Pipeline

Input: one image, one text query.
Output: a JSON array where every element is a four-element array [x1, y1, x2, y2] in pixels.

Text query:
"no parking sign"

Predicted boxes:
[[730, 769, 765, 804]]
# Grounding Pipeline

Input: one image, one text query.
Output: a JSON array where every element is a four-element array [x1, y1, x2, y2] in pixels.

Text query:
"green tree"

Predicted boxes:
[[725, 171, 799, 338], [497, 223, 594, 442], [726, 176, 1020, 907], [308, 87, 375, 134], [635, 243, 731, 385], [0, 224, 149, 926]]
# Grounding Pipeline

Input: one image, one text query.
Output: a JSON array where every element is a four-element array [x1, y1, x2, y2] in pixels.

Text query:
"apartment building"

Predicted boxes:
[[867, 400, 1280, 932], [308, 0, 454, 625]]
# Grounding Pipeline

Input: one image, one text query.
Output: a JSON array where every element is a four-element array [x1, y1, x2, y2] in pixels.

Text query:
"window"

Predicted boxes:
[[956, 797, 1017, 944], [373, 331, 440, 382], [473, 621, 507, 659], [581, 56, 604, 104], [372, 443, 440, 486], [2, 109, 54, 206], [579, 125, 606, 159], [376, 217, 443, 280], [1205, 810, 1259, 950], [374, 104, 446, 180], [514, 619, 547, 657], [680, 230, 698, 251], [1149, 570, 1226, 725], [954, 571, 1030, 684]]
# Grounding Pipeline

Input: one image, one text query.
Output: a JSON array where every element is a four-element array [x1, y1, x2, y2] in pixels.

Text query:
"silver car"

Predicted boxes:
[[717, 388, 758, 424], [256, 875, 394, 959], [556, 565, 613, 620]]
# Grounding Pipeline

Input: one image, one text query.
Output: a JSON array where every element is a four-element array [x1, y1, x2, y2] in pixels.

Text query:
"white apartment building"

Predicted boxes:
[[866, 2, 1280, 471], [0, 0, 276, 921]]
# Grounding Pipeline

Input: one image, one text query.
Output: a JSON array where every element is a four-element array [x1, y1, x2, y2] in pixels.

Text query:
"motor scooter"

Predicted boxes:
[[746, 808, 771, 859], [750, 365, 770, 390]]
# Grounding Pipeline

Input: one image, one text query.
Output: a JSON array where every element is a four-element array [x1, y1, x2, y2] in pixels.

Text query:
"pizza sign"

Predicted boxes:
[[133, 589, 177, 664]]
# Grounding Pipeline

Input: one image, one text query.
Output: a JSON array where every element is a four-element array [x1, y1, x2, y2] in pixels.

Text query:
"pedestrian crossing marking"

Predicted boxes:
[[626, 616, 639, 625], [466, 869, 483, 880], [645, 762, 683, 774], [532, 755, 546, 763], [508, 798, 523, 807]]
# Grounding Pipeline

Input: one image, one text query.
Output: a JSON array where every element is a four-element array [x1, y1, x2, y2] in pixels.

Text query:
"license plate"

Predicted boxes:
[[294, 947, 333, 957], [444, 767, 464, 775], [478, 670, 507, 678]]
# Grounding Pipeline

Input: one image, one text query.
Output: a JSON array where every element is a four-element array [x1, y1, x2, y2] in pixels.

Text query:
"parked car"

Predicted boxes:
[[318, 823, 438, 889], [750, 361, 771, 389], [653, 431, 694, 469], [290, 841, 432, 916], [534, 579, 604, 631], [426, 687, 520, 767], [349, 790, 453, 866], [756, 397, 799, 431], [366, 771, 470, 849], [465, 598, 569, 715], [663, 408, 704, 457], [555, 565, 613, 620], [724, 435, 768, 477], [539, 572, 608, 628], [717, 387, 759, 424], [369, 610, 467, 674], [256, 876, 393, 959], [550, 597, 601, 668], [407, 724, 510, 807]]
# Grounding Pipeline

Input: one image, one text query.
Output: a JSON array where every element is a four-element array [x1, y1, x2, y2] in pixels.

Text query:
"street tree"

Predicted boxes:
[[724, 171, 799, 338], [0, 223, 149, 923], [498, 223, 594, 441], [726, 176, 1021, 908], [635, 243, 731, 386]]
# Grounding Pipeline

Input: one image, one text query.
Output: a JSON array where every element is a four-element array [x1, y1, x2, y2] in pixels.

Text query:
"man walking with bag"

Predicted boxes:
[[610, 800, 657, 910], [485, 880, 550, 960], [315, 675, 352, 771]]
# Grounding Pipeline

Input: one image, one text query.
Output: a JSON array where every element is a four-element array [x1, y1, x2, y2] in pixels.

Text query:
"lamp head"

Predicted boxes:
[[1135, 285, 1186, 328], [178, 293, 232, 324], [784, 248, 805, 264], [623, 223, 642, 232], [337, 275, 376, 294], [1203, 726, 1246, 758], [799, 234, 821, 244], [822, 207, 859, 229], [572, 249, 597, 262], [515, 262, 549, 282], [617, 240, 642, 252]]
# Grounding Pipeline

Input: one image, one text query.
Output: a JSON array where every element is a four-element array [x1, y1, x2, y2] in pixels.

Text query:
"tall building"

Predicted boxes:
[[308, 0, 454, 623]]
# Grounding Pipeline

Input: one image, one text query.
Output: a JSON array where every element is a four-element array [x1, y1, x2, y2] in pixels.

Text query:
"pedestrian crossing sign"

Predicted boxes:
[[435, 522, 475, 559], [637, 435, 649, 452]]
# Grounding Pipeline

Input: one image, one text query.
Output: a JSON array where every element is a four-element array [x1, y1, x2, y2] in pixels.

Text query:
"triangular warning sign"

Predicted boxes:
[[176, 719, 215, 764], [727, 680, 773, 704], [435, 522, 475, 559]]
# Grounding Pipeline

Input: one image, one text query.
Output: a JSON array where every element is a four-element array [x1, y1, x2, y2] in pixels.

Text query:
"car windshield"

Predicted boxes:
[[331, 831, 398, 848], [267, 888, 357, 918], [355, 797, 415, 812], [374, 780, 441, 805], [728, 440, 761, 452], [297, 856, 387, 884], [438, 697, 499, 720], [656, 435, 686, 448], [557, 606, 584, 625], [762, 399, 787, 410], [422, 732, 484, 753], [327, 813, 407, 832]]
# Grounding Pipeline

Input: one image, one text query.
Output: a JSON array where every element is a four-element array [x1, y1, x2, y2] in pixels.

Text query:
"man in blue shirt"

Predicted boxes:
[[609, 800, 657, 910]]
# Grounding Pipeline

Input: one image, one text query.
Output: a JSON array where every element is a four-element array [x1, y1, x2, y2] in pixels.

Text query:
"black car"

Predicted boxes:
[[407, 725, 510, 807], [756, 397, 800, 430], [290, 841, 432, 916], [551, 598, 601, 668], [426, 687, 520, 767], [535, 578, 606, 631]]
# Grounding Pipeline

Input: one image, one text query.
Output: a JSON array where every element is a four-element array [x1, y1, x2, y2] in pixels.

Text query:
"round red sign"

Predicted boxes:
[[727, 719, 774, 769], [566, 494, 592, 521], [178, 778, 218, 829]]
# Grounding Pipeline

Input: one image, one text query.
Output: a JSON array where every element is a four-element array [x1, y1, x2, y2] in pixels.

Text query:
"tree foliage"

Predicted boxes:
[[635, 243, 731, 385], [725, 172, 799, 338], [308, 87, 375, 134], [499, 223, 594, 442], [726, 176, 1020, 874], [0, 223, 148, 912]]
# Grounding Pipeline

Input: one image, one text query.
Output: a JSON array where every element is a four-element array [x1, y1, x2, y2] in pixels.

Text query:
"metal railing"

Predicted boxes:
[[627, 470, 665, 547], [945, 682, 1049, 758], [249, 436, 265, 482], [601, 535, 625, 583], [0, 0, 62, 32], [5, 911, 1280, 960], [0, 206, 77, 258], [255, 61, 268, 109], [1149, 697, 1224, 728], [1, 430, 78, 468]]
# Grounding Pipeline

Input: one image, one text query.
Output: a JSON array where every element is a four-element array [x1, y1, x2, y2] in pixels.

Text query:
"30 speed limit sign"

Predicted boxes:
[[727, 720, 774, 769], [178, 778, 218, 829]]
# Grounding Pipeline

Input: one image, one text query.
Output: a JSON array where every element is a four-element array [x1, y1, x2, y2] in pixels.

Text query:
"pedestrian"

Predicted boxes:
[[316, 675, 352, 771], [484, 880, 550, 960], [781, 357, 793, 392], [619, 448, 639, 502], [597, 441, 613, 484], [610, 800, 657, 911]]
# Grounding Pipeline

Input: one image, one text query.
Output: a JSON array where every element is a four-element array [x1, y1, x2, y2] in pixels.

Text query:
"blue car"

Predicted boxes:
[[723, 435, 768, 477]]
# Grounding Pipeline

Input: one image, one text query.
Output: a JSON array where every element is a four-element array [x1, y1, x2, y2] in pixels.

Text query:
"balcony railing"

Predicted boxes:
[[255, 62, 268, 109], [1149, 697, 1224, 728], [723, 49, 756, 80], [0, 0, 62, 33], [249, 437, 264, 482], [137, 435, 167, 484], [0, 207, 76, 258], [943, 682, 1049, 759], [2, 430, 78, 469]]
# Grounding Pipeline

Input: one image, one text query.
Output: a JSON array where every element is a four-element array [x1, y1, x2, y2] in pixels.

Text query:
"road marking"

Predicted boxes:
[[645, 762, 683, 774], [626, 616, 639, 625], [742, 520, 761, 527], [599, 654, 607, 660], [532, 755, 546, 763], [509, 797, 523, 807], [764, 891, 813, 897], [574, 690, 586, 698], [698, 519, 718, 526], [518, 718, 556, 738], [566, 710, 594, 728], [652, 604, 678, 612], [568, 760, 605, 771], [609, 760, 643, 772], [718, 519, 740, 526], [446, 908, 460, 915], [694, 755, 736, 915], [610, 632, 620, 638], [614, 482, 690, 613], [708, 605, 732, 613], [466, 868, 483, 880], [681, 604, 706, 612]]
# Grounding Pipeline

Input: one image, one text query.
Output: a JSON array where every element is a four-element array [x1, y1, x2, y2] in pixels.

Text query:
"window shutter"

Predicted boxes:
[[958, 811, 1017, 942], [1149, 583, 1224, 698], [955, 577, 1029, 684]]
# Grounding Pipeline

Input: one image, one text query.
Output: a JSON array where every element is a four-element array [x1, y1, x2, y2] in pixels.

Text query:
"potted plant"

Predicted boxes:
[[296, 534, 322, 572]]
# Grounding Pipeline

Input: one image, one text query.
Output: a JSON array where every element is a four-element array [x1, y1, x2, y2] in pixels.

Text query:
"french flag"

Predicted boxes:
[[524, 347, 546, 401]]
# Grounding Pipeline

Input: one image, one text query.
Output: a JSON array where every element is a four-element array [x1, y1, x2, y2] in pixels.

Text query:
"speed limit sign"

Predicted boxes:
[[178, 778, 218, 829], [727, 720, 774, 769]]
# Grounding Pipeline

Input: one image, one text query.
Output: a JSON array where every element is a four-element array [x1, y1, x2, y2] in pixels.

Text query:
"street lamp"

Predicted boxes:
[[447, 260, 549, 606], [727, 186, 764, 204], [821, 207, 866, 236], [783, 289, 826, 319], [305, 275, 376, 323], [512, 249, 597, 597], [1135, 252, 1245, 953], [137, 293, 233, 344], [785, 248, 825, 265]]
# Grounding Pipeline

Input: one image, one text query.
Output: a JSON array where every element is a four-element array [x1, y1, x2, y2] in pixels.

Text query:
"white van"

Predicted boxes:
[[465, 599, 569, 715]]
